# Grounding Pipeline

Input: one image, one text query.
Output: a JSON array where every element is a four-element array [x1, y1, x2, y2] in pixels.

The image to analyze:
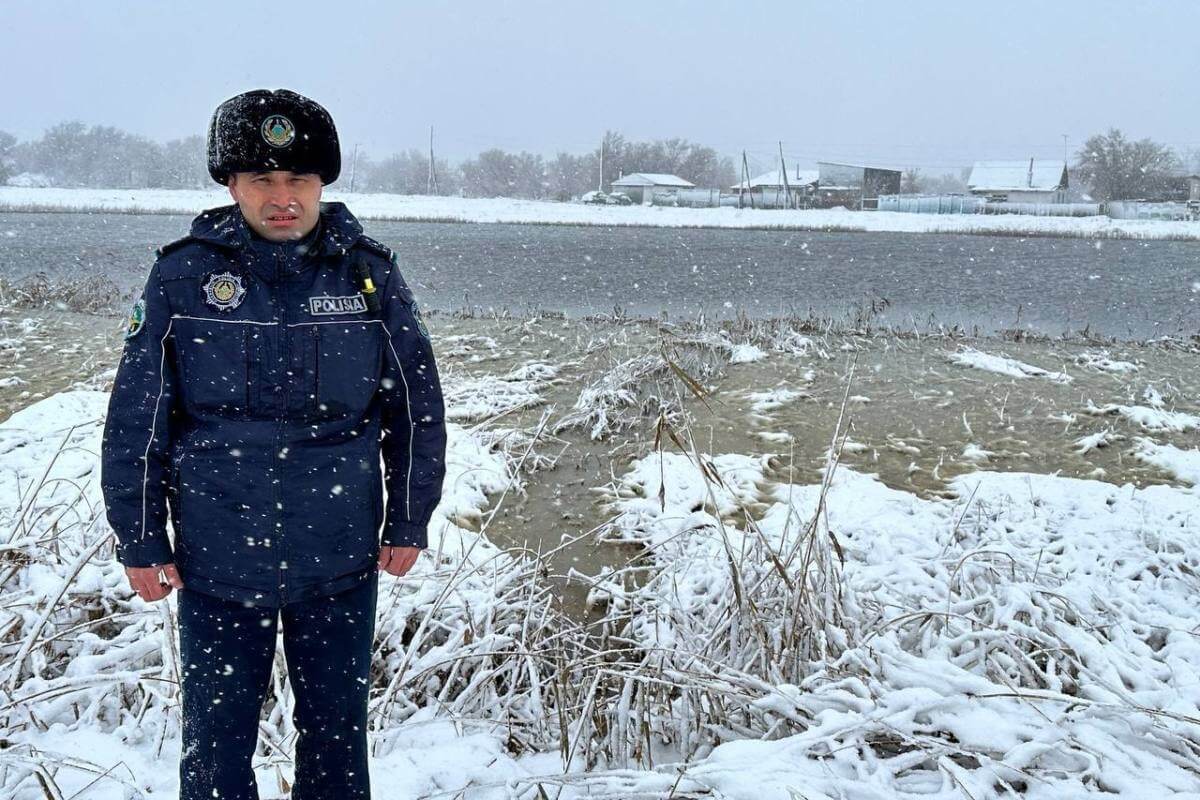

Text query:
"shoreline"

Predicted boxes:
[[2, 186, 1199, 241], [5, 290, 1200, 346]]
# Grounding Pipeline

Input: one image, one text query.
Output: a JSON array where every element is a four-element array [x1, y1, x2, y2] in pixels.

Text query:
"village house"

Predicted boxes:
[[967, 159, 1069, 204], [730, 167, 820, 208], [609, 173, 695, 205]]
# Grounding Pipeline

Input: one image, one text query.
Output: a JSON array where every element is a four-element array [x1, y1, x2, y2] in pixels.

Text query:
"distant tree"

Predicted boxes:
[[1074, 128, 1180, 201], [900, 168, 924, 194], [0, 131, 15, 183], [597, 130, 626, 191], [459, 149, 546, 198], [162, 135, 208, 188], [547, 151, 599, 200], [1186, 147, 1200, 176], [367, 149, 428, 194], [592, 130, 735, 191], [366, 149, 457, 195], [921, 170, 969, 194], [18, 121, 167, 188]]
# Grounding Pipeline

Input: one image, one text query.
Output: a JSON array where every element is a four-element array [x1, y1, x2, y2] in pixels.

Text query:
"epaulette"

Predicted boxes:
[[353, 234, 396, 264], [155, 235, 198, 260]]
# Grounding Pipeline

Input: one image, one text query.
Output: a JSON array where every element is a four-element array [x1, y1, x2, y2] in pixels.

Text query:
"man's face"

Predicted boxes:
[[228, 171, 323, 241]]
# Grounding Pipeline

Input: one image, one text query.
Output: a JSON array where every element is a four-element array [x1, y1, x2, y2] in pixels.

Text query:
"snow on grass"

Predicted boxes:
[[589, 447, 1200, 796], [0, 389, 539, 799], [1073, 428, 1125, 454], [745, 386, 811, 415], [1082, 399, 1200, 432], [441, 359, 562, 422], [729, 342, 767, 363], [3, 186, 1199, 240], [961, 442, 995, 461], [595, 451, 769, 545], [947, 346, 1073, 383], [8, 373, 1200, 797], [1073, 351, 1140, 373], [439, 333, 502, 361], [1132, 437, 1200, 485]]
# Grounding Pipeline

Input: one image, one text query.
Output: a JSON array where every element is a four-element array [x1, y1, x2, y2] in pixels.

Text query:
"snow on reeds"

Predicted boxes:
[[589, 417, 1200, 794], [0, 272, 133, 314], [3, 322, 1200, 797]]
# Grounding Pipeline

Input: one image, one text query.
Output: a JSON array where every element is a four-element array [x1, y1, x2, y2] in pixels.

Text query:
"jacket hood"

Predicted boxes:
[[188, 201, 365, 258]]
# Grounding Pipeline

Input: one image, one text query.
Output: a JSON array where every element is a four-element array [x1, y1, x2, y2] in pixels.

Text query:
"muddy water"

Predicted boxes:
[[4, 308, 1198, 617]]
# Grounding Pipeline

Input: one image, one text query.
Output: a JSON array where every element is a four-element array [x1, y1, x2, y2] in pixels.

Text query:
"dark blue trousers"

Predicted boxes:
[[177, 570, 378, 800]]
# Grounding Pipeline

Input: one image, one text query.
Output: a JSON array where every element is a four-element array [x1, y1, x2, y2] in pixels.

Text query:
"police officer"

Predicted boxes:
[[100, 89, 447, 800]]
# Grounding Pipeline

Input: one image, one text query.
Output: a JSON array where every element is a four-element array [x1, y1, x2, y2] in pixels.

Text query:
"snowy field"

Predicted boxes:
[[2, 186, 1199, 240], [2, 309, 1200, 798]]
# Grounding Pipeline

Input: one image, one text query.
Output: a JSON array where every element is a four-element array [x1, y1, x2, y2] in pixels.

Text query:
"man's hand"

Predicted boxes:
[[126, 563, 184, 602], [378, 545, 421, 577]]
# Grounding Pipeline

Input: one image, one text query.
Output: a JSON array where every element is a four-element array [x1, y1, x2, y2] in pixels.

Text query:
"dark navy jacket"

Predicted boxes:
[[100, 202, 447, 606]]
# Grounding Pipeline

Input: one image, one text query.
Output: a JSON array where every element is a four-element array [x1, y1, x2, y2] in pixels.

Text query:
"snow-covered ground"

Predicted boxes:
[[2, 186, 1199, 239], [3, 312, 1200, 798], [6, 386, 1200, 797]]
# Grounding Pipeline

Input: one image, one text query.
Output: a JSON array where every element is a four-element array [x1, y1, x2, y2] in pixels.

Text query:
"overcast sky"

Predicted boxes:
[[3, 1, 1196, 174]]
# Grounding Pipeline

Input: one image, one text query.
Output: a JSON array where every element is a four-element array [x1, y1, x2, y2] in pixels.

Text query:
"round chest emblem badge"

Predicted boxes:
[[202, 271, 247, 311], [261, 114, 296, 148]]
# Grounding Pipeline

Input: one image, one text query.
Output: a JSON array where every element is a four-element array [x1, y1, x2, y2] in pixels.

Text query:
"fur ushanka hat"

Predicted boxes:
[[207, 89, 340, 185]]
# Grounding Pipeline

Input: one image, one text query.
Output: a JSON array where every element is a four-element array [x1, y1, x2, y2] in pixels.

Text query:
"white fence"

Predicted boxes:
[[878, 194, 1102, 217], [1106, 201, 1197, 221]]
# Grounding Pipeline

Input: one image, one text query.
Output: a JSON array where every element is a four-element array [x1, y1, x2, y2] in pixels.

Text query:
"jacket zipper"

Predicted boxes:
[[273, 247, 290, 603], [243, 325, 252, 412], [311, 325, 320, 416]]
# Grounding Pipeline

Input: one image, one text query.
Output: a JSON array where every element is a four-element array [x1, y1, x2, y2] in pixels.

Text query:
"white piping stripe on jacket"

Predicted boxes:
[[171, 315, 277, 325], [381, 332, 416, 522], [139, 319, 174, 542], [166, 314, 416, 521]]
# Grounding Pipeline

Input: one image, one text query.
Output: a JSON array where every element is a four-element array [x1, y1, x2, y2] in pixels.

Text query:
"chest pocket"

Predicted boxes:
[[309, 321, 383, 418], [173, 320, 253, 416]]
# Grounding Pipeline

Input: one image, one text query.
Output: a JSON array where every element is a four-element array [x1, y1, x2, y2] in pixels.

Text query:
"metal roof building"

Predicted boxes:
[[730, 168, 820, 208], [815, 162, 902, 209], [610, 173, 696, 205], [967, 159, 1069, 203]]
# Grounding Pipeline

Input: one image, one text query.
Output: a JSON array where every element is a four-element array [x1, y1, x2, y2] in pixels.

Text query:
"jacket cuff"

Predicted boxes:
[[381, 519, 429, 549], [114, 535, 175, 568]]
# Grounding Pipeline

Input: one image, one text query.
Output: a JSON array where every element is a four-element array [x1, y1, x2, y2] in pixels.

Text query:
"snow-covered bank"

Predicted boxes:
[[591, 449, 1200, 797], [6, 312, 1200, 797], [2, 186, 1198, 239]]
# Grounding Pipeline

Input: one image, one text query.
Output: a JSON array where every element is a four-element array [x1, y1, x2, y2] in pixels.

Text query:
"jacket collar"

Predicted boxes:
[[189, 201, 365, 260]]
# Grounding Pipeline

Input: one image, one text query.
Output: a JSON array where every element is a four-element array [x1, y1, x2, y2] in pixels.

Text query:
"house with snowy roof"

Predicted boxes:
[[730, 167, 820, 208], [610, 173, 695, 205], [967, 159, 1069, 204]]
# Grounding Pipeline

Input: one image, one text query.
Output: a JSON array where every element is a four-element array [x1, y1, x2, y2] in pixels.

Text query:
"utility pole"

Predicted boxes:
[[599, 134, 605, 193], [1062, 133, 1069, 165], [739, 150, 747, 209], [778, 141, 793, 210], [349, 143, 360, 193], [428, 126, 439, 195], [741, 150, 755, 209]]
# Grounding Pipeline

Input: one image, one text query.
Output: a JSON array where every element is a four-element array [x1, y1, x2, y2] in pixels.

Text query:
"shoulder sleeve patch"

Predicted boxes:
[[155, 235, 197, 259], [354, 235, 394, 262], [410, 296, 431, 340], [124, 296, 147, 339]]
